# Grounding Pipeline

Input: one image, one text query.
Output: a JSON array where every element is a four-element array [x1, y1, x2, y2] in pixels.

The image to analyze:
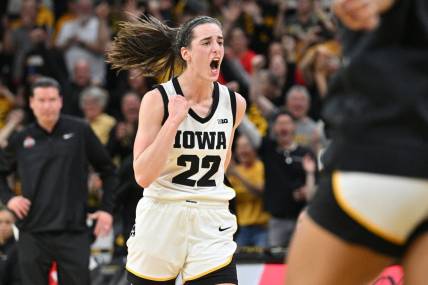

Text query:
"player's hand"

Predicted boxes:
[[7, 196, 31, 219], [167, 95, 192, 126], [88, 210, 113, 237], [332, 0, 394, 31]]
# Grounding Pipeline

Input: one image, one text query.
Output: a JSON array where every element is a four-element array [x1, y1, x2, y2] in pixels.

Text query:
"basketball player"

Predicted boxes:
[[108, 16, 246, 285], [286, 0, 428, 284]]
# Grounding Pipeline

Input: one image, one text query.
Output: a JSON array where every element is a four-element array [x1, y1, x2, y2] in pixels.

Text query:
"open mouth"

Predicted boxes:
[[210, 59, 220, 70]]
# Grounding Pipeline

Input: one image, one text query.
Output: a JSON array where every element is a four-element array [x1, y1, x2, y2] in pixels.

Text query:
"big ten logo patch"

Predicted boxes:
[[130, 224, 136, 237]]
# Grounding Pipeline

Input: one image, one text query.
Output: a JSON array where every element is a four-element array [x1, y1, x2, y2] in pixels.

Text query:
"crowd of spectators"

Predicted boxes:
[[0, 0, 342, 282]]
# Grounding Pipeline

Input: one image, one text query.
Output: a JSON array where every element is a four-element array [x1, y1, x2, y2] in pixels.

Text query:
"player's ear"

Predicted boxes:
[[181, 47, 190, 62]]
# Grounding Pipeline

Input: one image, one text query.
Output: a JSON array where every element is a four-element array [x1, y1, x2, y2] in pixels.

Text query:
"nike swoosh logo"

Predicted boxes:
[[218, 226, 232, 232], [63, 133, 74, 140]]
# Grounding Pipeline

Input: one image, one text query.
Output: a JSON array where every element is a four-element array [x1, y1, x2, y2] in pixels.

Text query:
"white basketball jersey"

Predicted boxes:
[[143, 78, 236, 202]]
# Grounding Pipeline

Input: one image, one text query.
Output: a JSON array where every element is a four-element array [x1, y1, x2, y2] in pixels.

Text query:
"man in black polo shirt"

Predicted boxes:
[[0, 77, 118, 285]]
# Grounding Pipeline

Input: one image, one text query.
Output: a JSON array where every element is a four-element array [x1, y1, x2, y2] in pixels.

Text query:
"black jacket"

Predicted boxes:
[[0, 115, 118, 232]]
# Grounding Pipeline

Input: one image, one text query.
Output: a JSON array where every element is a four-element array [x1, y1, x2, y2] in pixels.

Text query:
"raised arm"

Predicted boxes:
[[133, 89, 190, 188], [249, 56, 279, 119], [238, 115, 262, 150]]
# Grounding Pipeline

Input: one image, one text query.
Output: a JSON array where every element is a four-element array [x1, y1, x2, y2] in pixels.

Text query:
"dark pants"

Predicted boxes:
[[17, 231, 90, 285]]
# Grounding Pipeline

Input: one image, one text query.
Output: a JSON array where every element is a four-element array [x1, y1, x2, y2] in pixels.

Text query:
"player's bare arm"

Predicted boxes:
[[133, 89, 191, 188]]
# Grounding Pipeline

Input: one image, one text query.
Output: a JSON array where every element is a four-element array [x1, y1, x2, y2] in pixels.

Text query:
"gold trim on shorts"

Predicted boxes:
[[183, 255, 234, 283], [332, 171, 404, 245], [126, 266, 177, 282]]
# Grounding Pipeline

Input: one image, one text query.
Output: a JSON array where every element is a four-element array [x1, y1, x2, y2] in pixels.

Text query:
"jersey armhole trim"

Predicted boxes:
[[156, 85, 169, 125], [228, 88, 237, 127]]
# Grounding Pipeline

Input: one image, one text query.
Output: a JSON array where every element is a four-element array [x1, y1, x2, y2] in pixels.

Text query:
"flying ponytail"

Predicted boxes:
[[107, 15, 222, 79], [107, 15, 182, 79]]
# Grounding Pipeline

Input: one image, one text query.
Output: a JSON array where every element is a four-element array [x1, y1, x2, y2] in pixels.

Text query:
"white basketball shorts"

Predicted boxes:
[[126, 197, 238, 283]]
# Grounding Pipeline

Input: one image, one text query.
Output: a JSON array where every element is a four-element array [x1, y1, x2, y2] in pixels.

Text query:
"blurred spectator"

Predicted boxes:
[[126, 68, 154, 97], [299, 40, 341, 115], [175, 0, 209, 24], [0, 207, 20, 285], [268, 53, 291, 95], [145, 0, 174, 22], [209, 0, 230, 20], [239, 110, 317, 247], [218, 0, 277, 54], [107, 68, 155, 117], [241, 0, 278, 54], [240, 0, 277, 54], [55, 0, 111, 84], [3, 0, 44, 84], [21, 24, 68, 85], [275, 0, 335, 60], [267, 40, 299, 93], [285, 86, 325, 153], [53, 0, 78, 42], [227, 134, 269, 248], [267, 41, 285, 61], [63, 58, 92, 117], [80, 86, 116, 145], [246, 55, 280, 137], [218, 0, 242, 40], [250, 58, 325, 154], [227, 26, 257, 75], [221, 26, 257, 97], [107, 92, 140, 163], [8, 0, 54, 33]]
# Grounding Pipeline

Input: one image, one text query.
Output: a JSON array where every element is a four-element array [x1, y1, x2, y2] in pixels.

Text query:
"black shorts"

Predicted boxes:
[[127, 257, 237, 285], [307, 171, 428, 258]]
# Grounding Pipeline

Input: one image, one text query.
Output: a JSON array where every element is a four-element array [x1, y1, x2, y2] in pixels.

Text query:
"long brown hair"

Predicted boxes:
[[107, 15, 221, 79]]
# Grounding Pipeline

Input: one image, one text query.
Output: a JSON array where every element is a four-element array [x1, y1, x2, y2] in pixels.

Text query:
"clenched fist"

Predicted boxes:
[[167, 95, 193, 126]]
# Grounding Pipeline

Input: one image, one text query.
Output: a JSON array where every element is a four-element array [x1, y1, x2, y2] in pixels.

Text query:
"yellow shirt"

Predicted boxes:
[[90, 113, 116, 145], [228, 160, 270, 226], [0, 96, 13, 129]]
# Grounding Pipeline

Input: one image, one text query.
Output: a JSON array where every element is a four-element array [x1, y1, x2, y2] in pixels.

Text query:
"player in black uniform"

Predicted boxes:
[[286, 0, 428, 284]]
